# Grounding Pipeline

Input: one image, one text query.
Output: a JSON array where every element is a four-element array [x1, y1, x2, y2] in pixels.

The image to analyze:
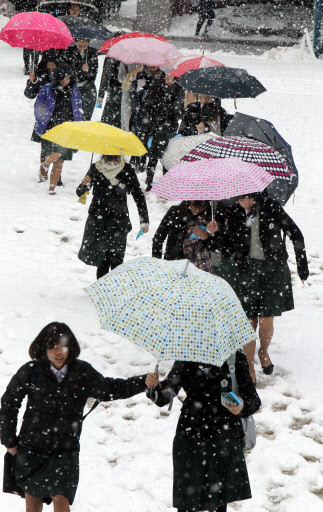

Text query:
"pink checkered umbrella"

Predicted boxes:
[[150, 157, 275, 201]]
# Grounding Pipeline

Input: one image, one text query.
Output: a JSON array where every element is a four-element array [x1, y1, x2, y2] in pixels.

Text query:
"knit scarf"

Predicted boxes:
[[95, 158, 123, 185], [183, 215, 212, 273]]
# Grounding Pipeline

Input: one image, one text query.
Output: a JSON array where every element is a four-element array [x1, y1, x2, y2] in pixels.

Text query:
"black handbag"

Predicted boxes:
[[3, 451, 24, 498]]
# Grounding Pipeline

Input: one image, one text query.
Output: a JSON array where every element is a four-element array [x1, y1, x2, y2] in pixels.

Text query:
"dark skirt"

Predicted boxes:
[[14, 446, 79, 505], [101, 88, 122, 127], [40, 139, 73, 161], [219, 257, 294, 318], [78, 214, 129, 267], [78, 82, 97, 121], [173, 436, 251, 511]]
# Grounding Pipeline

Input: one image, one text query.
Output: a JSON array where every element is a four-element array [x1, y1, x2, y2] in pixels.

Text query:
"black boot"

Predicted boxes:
[[145, 168, 155, 192]]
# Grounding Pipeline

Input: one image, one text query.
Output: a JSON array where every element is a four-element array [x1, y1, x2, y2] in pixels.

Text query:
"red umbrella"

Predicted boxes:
[[98, 31, 168, 53], [161, 52, 225, 77], [0, 12, 73, 51]]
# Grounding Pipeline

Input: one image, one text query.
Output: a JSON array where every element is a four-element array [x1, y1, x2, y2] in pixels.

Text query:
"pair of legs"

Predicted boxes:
[[39, 152, 63, 194], [243, 316, 274, 382], [145, 157, 167, 191], [25, 493, 69, 512], [96, 251, 124, 279], [195, 1, 216, 36]]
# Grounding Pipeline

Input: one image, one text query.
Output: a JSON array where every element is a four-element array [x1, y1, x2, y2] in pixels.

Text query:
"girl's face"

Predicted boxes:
[[60, 75, 70, 87], [238, 198, 254, 210], [76, 39, 89, 52], [165, 73, 175, 86], [189, 202, 206, 215], [47, 61, 56, 73], [46, 340, 69, 369]]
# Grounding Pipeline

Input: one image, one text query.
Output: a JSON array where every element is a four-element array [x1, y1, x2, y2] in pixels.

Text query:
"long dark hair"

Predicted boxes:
[[29, 322, 81, 363]]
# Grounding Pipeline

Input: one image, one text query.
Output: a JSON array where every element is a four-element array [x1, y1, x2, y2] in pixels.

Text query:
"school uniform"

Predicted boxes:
[[0, 359, 147, 504]]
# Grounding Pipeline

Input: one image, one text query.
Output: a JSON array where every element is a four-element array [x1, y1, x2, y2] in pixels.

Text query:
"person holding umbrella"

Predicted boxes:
[[24, 49, 61, 99], [62, 37, 98, 121], [149, 348, 261, 512], [179, 93, 231, 136], [76, 154, 149, 279], [34, 63, 82, 193], [207, 193, 309, 381], [8, 0, 39, 74]]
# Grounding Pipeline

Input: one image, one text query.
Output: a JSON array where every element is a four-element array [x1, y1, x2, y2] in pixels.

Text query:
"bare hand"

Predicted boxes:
[[7, 446, 18, 455], [145, 372, 159, 388], [29, 72, 36, 82], [96, 97, 103, 104], [225, 398, 244, 415], [197, 122, 205, 134], [82, 63, 89, 73], [206, 220, 218, 234], [142, 225, 149, 234], [81, 175, 91, 186], [192, 225, 208, 240]]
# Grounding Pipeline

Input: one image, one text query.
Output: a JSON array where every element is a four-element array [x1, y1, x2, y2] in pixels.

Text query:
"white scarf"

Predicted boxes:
[[95, 158, 124, 185]]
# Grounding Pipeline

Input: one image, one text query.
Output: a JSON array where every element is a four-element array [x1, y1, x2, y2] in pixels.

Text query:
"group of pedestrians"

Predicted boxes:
[[0, 9, 310, 512]]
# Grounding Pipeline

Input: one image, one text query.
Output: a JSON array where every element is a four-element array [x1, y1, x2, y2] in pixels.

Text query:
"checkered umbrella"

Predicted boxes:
[[85, 257, 255, 367]]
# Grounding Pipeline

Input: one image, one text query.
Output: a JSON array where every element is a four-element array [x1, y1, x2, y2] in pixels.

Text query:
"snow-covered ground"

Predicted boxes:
[[0, 14, 323, 512]]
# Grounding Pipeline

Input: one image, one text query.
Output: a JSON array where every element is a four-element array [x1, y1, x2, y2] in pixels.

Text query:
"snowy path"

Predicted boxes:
[[0, 27, 323, 511]]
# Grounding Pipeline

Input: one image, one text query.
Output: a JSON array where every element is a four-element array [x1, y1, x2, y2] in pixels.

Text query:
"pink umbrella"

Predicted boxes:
[[107, 37, 182, 67], [150, 157, 275, 201], [161, 52, 225, 77], [99, 32, 169, 53], [0, 12, 74, 51]]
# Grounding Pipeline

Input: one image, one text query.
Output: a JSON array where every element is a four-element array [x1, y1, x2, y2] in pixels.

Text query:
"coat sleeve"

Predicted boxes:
[[85, 364, 148, 402], [272, 200, 309, 280], [150, 361, 183, 407], [127, 166, 149, 225], [0, 363, 34, 448], [152, 208, 174, 258], [76, 165, 95, 197], [24, 78, 41, 99], [87, 49, 98, 83], [235, 351, 261, 418]]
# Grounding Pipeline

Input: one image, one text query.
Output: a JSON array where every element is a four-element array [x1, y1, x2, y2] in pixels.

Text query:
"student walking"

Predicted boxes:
[[0, 322, 156, 511], [77, 155, 149, 279], [149, 351, 261, 512]]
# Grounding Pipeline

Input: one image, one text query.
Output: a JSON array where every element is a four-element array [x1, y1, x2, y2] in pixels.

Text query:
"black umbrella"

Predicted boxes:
[[176, 67, 266, 99], [224, 112, 298, 203], [58, 15, 113, 50]]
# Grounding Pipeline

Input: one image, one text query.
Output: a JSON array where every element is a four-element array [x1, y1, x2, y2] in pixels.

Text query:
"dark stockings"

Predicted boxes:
[[195, 3, 216, 35], [96, 252, 124, 279]]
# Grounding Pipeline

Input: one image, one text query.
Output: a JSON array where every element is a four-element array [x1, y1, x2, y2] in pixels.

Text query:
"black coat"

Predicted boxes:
[[154, 351, 261, 442], [152, 205, 217, 260], [0, 360, 147, 453], [98, 56, 121, 98], [61, 46, 98, 85], [215, 196, 309, 280], [178, 101, 231, 136], [76, 162, 149, 227]]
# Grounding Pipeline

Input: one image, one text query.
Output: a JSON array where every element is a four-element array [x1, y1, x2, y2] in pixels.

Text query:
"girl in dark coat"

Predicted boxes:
[[178, 94, 231, 136], [150, 351, 261, 512], [77, 155, 149, 279], [152, 200, 217, 272], [33, 63, 82, 194], [24, 49, 61, 100], [208, 193, 309, 381], [0, 322, 156, 511], [97, 56, 123, 127], [62, 38, 98, 121], [140, 73, 184, 191]]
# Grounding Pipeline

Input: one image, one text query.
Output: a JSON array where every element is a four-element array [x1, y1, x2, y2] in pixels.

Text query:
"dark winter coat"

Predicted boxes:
[[98, 56, 121, 98], [130, 67, 163, 137], [0, 359, 147, 453], [61, 45, 98, 86], [215, 196, 309, 280], [153, 351, 261, 442], [178, 101, 231, 136], [10, 0, 37, 12], [76, 162, 149, 227], [152, 205, 217, 260]]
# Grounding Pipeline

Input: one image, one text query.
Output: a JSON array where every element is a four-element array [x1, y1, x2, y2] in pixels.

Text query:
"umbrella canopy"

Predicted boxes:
[[58, 15, 113, 50], [161, 133, 218, 171], [0, 12, 73, 51], [150, 157, 274, 201], [41, 121, 147, 156], [98, 31, 169, 53], [176, 67, 266, 99], [161, 53, 225, 77], [180, 135, 295, 205], [224, 112, 298, 201], [85, 257, 255, 367], [105, 37, 182, 67]]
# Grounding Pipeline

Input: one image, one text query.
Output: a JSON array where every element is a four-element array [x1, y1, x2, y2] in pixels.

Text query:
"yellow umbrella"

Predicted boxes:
[[41, 121, 147, 156]]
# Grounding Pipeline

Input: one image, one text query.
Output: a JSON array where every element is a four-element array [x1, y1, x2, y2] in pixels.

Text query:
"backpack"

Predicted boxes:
[[226, 353, 257, 451]]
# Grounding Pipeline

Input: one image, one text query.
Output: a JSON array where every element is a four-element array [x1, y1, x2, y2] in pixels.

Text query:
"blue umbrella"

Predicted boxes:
[[58, 16, 113, 50]]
